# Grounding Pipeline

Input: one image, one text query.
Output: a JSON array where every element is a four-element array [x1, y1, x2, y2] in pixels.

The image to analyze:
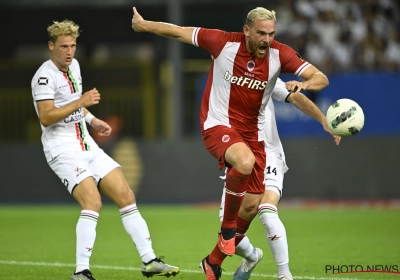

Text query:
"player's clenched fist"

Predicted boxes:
[[91, 118, 112, 137], [285, 81, 307, 94], [81, 88, 100, 107], [132, 7, 145, 32]]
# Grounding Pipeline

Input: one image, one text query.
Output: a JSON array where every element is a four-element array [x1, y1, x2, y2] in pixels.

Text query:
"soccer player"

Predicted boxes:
[[31, 19, 179, 280], [219, 78, 341, 280], [131, 6, 330, 280]]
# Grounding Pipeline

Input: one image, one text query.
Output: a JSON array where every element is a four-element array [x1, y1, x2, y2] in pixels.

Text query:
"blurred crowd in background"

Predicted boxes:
[[272, 0, 400, 73]]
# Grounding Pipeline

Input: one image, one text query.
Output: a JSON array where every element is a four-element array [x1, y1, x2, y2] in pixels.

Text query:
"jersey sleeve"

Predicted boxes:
[[192, 28, 232, 59], [271, 78, 291, 102], [275, 42, 312, 76], [32, 70, 57, 102]]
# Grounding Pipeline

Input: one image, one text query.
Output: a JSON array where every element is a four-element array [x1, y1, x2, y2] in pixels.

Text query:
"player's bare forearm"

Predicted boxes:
[[302, 71, 329, 92], [287, 92, 325, 124], [91, 118, 112, 136], [288, 92, 341, 145], [132, 7, 194, 44]]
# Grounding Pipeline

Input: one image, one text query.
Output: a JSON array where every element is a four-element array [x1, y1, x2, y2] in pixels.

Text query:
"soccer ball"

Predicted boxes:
[[326, 98, 365, 137]]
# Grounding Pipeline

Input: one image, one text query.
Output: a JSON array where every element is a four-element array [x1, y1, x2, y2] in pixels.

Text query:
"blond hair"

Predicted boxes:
[[246, 7, 276, 26], [47, 20, 80, 43]]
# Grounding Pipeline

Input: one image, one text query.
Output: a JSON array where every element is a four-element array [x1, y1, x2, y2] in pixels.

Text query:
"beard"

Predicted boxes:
[[248, 39, 268, 59]]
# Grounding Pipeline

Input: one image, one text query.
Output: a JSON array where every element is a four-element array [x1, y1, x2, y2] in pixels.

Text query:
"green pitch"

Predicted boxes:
[[0, 204, 399, 280]]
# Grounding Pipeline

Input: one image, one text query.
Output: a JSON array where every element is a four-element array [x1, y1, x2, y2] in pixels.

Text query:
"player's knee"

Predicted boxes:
[[236, 153, 255, 174], [93, 200, 103, 212], [82, 199, 102, 213], [261, 189, 280, 205], [116, 188, 136, 207]]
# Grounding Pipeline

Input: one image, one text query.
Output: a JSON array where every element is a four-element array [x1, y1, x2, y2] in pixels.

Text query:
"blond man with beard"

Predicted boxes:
[[132, 6, 332, 280]]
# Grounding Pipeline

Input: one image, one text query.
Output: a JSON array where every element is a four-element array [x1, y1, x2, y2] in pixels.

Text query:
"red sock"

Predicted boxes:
[[209, 216, 252, 266], [222, 168, 249, 228], [208, 243, 228, 266], [235, 216, 251, 246]]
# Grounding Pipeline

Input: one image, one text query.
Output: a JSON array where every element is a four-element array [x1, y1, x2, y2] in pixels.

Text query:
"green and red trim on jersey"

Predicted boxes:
[[62, 69, 79, 94], [75, 121, 90, 151]]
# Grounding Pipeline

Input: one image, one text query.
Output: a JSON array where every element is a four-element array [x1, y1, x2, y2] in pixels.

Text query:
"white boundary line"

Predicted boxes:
[[0, 260, 379, 280]]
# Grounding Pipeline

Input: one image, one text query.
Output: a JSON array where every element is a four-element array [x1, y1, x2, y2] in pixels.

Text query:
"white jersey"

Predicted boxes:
[[31, 59, 98, 162], [267, 78, 289, 170]]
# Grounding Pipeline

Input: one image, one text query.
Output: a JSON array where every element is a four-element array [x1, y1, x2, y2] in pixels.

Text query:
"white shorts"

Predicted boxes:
[[218, 153, 288, 220], [264, 153, 288, 197], [48, 149, 121, 194]]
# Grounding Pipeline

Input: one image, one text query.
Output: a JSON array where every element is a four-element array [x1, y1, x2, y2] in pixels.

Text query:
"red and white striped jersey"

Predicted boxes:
[[192, 28, 311, 141], [31, 59, 98, 162]]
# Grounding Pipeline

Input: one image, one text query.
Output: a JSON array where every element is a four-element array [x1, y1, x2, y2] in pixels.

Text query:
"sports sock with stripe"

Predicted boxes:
[[258, 203, 291, 277], [120, 203, 156, 263], [75, 210, 99, 273], [222, 168, 249, 230]]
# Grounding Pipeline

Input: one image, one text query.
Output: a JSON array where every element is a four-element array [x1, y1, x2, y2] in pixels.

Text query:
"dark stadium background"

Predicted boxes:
[[0, 0, 399, 204]]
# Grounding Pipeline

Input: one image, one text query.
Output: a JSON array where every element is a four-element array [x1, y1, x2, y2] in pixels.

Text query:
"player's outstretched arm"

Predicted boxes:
[[287, 92, 341, 145], [131, 7, 194, 44]]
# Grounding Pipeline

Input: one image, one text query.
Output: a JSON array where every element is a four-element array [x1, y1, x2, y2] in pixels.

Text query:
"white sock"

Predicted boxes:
[[259, 203, 291, 276], [75, 210, 99, 273], [235, 236, 257, 262], [120, 204, 156, 263]]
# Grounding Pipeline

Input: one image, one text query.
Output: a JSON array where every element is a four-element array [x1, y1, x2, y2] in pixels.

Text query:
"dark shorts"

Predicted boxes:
[[202, 125, 266, 194]]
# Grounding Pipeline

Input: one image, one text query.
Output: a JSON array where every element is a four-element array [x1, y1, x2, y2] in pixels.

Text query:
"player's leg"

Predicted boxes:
[[259, 190, 291, 279], [71, 177, 102, 280], [231, 193, 264, 280], [259, 155, 292, 280], [98, 167, 156, 261], [231, 139, 267, 256], [221, 142, 254, 254], [94, 150, 179, 278], [200, 127, 254, 280], [218, 169, 264, 280], [203, 208, 259, 280], [49, 151, 101, 280], [203, 126, 254, 257], [235, 192, 262, 257], [214, 141, 265, 279]]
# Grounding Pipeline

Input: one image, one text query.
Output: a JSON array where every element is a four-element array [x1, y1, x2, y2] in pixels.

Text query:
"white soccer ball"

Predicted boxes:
[[326, 98, 365, 137]]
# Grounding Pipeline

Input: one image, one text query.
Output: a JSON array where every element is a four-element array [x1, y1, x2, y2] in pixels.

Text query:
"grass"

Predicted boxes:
[[0, 204, 399, 280]]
